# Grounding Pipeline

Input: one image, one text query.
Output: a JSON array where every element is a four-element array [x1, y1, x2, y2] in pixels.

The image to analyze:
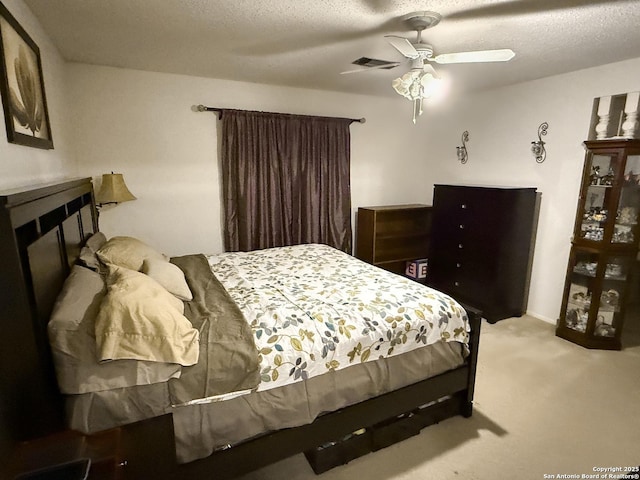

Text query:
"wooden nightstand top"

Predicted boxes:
[[6, 413, 176, 480], [8, 428, 121, 480]]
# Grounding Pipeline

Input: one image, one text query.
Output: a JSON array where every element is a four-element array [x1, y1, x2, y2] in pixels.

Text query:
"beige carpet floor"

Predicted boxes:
[[238, 313, 640, 480]]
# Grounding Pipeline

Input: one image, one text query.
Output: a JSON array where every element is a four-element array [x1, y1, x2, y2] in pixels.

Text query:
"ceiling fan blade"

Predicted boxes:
[[446, 0, 620, 20], [434, 49, 515, 64], [340, 62, 401, 75], [234, 18, 399, 56], [384, 35, 419, 59]]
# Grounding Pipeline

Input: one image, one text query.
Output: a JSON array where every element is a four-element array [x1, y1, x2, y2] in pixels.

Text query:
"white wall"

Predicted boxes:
[[415, 57, 640, 323], [68, 58, 640, 325], [0, 0, 74, 189], [68, 63, 431, 255]]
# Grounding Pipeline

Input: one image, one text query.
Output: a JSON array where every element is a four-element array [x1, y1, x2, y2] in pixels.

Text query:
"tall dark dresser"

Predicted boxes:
[[427, 185, 540, 323]]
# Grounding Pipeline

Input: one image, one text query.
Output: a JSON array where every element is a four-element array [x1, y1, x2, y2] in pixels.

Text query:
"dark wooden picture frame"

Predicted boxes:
[[0, 1, 53, 149]]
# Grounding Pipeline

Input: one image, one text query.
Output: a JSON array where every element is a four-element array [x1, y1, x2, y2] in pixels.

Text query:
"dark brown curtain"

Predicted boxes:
[[220, 109, 352, 253]]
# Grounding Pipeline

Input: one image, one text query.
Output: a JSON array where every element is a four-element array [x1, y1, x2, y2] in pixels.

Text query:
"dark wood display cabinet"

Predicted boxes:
[[355, 204, 432, 277], [427, 185, 540, 323], [557, 139, 640, 350]]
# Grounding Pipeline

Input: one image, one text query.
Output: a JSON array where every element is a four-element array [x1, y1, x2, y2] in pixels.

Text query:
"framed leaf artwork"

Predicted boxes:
[[0, 1, 53, 149]]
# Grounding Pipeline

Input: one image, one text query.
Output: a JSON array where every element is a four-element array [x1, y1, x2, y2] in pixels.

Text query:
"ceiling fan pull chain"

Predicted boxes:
[[412, 98, 423, 124]]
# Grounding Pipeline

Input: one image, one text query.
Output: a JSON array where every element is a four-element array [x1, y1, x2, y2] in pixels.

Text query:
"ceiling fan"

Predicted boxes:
[[342, 11, 515, 122]]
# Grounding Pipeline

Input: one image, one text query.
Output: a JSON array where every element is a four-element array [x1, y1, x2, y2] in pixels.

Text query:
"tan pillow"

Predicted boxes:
[[96, 236, 166, 271], [47, 265, 182, 394], [95, 265, 199, 366], [142, 258, 193, 301], [86, 231, 108, 251]]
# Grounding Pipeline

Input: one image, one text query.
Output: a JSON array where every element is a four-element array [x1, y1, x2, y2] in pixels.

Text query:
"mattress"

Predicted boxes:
[[65, 244, 470, 463]]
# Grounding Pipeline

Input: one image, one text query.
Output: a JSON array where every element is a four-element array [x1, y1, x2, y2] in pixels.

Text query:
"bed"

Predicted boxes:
[[0, 178, 482, 479]]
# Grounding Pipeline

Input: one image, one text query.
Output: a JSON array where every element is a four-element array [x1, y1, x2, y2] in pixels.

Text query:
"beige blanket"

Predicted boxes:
[[95, 264, 200, 366]]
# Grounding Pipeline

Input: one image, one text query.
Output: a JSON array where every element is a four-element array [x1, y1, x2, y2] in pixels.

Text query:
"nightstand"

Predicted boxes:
[[6, 415, 175, 480]]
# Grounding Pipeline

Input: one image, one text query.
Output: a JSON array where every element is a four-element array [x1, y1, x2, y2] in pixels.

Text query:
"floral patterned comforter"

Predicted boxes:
[[207, 243, 469, 393]]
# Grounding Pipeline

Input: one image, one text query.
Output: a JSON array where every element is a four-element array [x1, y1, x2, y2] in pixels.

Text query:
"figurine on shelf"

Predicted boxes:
[[617, 206, 638, 225], [605, 263, 624, 279], [594, 313, 616, 337], [574, 261, 598, 275], [600, 289, 620, 309], [581, 224, 604, 241], [565, 308, 588, 332], [594, 323, 615, 337], [590, 165, 601, 185], [624, 170, 639, 185], [566, 308, 588, 333], [592, 209, 607, 222], [612, 225, 634, 243], [571, 291, 591, 307], [600, 167, 615, 186]]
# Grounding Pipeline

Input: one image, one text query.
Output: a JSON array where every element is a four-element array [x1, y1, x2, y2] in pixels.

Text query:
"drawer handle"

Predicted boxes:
[[461, 204, 467, 209], [458, 244, 463, 249], [459, 224, 465, 229], [454, 281, 460, 286], [118, 460, 128, 468], [456, 263, 461, 268]]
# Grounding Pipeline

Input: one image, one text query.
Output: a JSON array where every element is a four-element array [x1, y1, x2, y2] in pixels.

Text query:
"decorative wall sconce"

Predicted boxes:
[[456, 131, 469, 164], [95, 172, 136, 207], [531, 122, 549, 163]]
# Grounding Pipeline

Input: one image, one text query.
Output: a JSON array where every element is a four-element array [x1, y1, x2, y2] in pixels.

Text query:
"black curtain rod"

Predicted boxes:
[[195, 105, 366, 124]]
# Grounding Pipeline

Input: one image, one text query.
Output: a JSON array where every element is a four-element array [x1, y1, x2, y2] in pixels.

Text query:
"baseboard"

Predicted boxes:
[[523, 312, 556, 325]]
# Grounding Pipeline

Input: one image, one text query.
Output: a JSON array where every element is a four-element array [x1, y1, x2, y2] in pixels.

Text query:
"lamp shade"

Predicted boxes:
[[95, 173, 136, 204]]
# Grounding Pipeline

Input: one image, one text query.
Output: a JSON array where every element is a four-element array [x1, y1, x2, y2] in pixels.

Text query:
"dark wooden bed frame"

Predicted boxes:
[[0, 178, 482, 479]]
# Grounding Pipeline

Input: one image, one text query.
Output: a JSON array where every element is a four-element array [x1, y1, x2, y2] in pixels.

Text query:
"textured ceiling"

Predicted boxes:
[[24, 0, 640, 98]]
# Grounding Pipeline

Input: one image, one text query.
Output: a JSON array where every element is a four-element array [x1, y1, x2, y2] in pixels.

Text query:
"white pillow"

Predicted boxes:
[[96, 236, 166, 271], [142, 258, 193, 301], [95, 265, 199, 366]]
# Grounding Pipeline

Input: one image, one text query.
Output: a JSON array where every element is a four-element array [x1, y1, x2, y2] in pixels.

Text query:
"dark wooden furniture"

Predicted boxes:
[[0, 178, 97, 443], [428, 185, 540, 323], [7, 415, 175, 480], [355, 204, 432, 276], [303, 390, 470, 474], [557, 139, 640, 350], [0, 179, 482, 479]]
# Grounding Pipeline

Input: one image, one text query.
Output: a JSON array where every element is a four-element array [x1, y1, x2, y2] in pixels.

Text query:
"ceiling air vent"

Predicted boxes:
[[351, 57, 398, 69]]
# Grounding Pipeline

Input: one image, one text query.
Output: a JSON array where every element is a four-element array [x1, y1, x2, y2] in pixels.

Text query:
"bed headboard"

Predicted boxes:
[[0, 178, 97, 445]]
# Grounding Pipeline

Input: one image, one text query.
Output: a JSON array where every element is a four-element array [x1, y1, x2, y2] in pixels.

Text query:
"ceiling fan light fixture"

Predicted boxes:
[[392, 69, 442, 123], [392, 70, 441, 100]]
